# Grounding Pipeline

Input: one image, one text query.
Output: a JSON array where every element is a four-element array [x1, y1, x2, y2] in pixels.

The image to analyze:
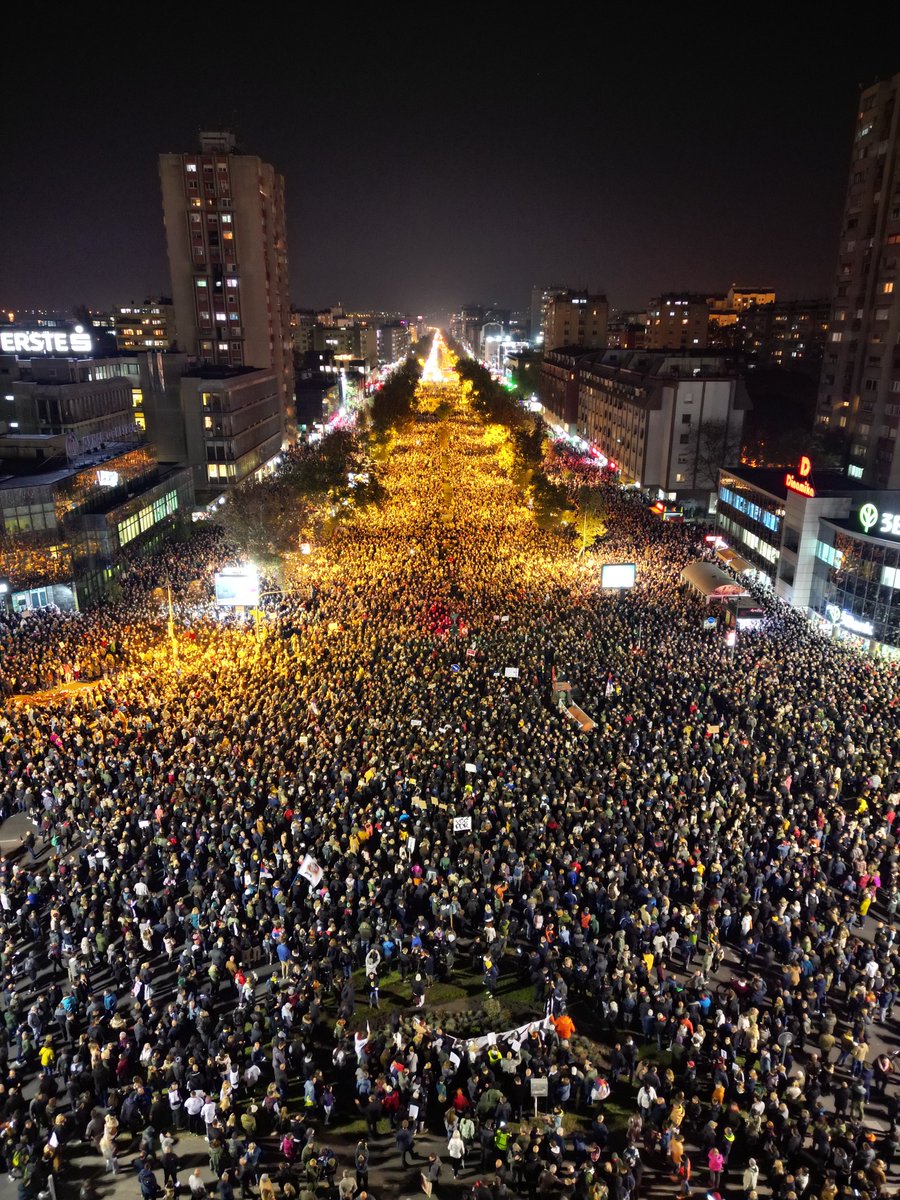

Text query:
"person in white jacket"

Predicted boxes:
[[448, 1129, 466, 1178], [743, 1158, 759, 1195]]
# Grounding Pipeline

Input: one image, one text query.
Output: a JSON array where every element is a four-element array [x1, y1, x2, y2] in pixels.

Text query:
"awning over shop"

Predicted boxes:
[[716, 547, 754, 574], [680, 560, 750, 601]]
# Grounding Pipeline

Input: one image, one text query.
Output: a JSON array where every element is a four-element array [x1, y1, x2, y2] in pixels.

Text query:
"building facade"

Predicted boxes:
[[575, 350, 749, 502], [715, 461, 900, 657], [179, 366, 282, 501], [159, 131, 293, 438], [735, 298, 830, 376], [645, 295, 709, 350], [724, 285, 776, 313], [815, 73, 900, 487], [544, 291, 608, 352], [530, 285, 568, 345], [375, 322, 411, 367], [537, 347, 593, 427], [0, 449, 193, 610], [115, 299, 176, 353], [0, 348, 193, 608]]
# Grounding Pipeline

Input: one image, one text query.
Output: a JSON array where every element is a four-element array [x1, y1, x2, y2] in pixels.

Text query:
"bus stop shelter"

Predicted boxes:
[[680, 560, 750, 602]]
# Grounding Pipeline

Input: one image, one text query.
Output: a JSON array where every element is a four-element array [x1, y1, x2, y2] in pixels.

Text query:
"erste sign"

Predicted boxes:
[[0, 329, 93, 356]]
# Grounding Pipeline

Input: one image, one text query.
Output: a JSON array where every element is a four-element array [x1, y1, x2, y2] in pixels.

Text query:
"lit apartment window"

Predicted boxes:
[[186, 162, 197, 172], [196, 279, 207, 288], [884, 282, 895, 293]]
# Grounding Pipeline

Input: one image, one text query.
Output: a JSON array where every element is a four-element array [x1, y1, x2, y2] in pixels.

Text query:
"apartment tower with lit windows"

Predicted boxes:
[[816, 73, 900, 488], [159, 131, 293, 443]]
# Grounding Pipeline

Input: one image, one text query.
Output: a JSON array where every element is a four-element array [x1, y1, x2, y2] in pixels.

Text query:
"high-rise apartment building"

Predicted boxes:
[[159, 131, 293, 443], [816, 73, 900, 488], [543, 291, 608, 352], [115, 298, 176, 353], [738, 298, 831, 377], [530, 285, 567, 345], [180, 366, 282, 501], [646, 294, 709, 350]]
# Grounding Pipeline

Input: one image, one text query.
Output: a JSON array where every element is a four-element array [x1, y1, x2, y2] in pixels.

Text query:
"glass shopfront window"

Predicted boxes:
[[716, 474, 784, 578], [823, 531, 900, 649]]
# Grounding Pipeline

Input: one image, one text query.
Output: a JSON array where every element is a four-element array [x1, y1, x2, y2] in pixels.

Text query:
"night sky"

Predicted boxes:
[[1, 21, 893, 318]]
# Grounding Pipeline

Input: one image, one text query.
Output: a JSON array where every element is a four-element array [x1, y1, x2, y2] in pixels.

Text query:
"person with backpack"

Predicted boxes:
[[138, 1165, 163, 1200]]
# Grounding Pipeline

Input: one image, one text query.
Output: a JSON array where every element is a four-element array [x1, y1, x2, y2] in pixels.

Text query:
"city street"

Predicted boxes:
[[0, 337, 897, 1200]]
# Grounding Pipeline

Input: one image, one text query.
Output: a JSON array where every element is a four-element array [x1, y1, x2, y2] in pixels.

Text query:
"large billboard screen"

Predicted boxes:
[[600, 563, 636, 589], [214, 567, 260, 607]]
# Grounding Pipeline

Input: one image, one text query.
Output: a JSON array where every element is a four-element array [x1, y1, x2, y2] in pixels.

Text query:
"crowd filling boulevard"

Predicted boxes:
[[0, 336, 898, 1200]]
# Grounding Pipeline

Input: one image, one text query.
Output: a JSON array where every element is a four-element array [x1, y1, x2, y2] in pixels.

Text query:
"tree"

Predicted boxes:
[[531, 475, 575, 531], [454, 358, 521, 428], [213, 476, 311, 569], [687, 419, 743, 489], [370, 356, 422, 435], [574, 496, 608, 555]]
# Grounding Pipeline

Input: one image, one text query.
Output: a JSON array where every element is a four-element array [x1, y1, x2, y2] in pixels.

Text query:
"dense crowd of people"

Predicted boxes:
[[0, 342, 897, 1200]]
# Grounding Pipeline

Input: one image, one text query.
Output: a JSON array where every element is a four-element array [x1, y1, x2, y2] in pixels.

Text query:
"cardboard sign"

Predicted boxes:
[[453, 816, 473, 832], [465, 763, 477, 774], [530, 1077, 549, 1097], [504, 667, 519, 679]]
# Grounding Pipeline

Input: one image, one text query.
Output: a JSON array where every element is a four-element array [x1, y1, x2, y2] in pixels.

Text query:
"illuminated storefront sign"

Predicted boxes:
[[841, 610, 874, 637], [0, 329, 93, 355], [859, 502, 900, 538], [96, 470, 119, 488], [785, 455, 815, 497]]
